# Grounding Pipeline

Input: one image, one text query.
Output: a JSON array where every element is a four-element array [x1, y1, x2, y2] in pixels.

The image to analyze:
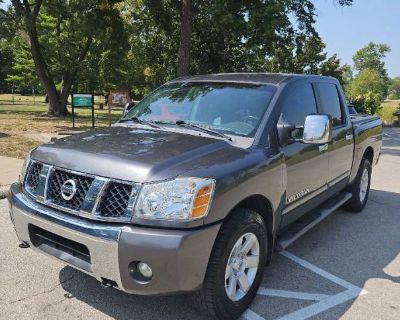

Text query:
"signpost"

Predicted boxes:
[[71, 93, 95, 128]]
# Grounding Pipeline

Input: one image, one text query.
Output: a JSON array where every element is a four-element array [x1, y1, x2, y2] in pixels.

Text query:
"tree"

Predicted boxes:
[[9, 0, 124, 116], [0, 0, 15, 92], [388, 77, 400, 100], [6, 37, 42, 92], [134, 0, 354, 86], [353, 42, 391, 78], [347, 69, 387, 114], [319, 54, 351, 86]]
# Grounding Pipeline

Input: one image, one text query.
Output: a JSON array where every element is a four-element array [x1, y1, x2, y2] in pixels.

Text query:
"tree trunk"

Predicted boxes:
[[26, 22, 67, 116], [176, 0, 192, 77], [59, 71, 75, 116]]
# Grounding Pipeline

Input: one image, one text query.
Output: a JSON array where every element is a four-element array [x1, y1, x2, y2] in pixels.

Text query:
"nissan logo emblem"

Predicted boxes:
[[61, 179, 77, 201]]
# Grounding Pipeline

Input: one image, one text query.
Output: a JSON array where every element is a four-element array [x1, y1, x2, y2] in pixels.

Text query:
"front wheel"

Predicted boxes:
[[344, 158, 372, 212], [196, 209, 267, 320]]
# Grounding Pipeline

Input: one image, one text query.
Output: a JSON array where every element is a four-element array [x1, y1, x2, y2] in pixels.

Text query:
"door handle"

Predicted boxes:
[[319, 143, 328, 152], [346, 134, 353, 141]]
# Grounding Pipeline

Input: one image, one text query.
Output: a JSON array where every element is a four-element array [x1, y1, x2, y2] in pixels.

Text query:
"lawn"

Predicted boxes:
[[0, 99, 123, 159], [0, 93, 106, 105]]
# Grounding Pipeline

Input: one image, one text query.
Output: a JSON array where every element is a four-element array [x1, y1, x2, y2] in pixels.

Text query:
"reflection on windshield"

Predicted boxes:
[[123, 83, 276, 137]]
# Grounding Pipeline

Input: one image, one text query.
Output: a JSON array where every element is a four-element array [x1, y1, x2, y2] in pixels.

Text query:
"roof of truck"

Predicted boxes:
[[169, 73, 335, 86]]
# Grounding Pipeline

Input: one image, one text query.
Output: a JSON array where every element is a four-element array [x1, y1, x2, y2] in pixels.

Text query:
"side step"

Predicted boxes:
[[275, 191, 352, 251]]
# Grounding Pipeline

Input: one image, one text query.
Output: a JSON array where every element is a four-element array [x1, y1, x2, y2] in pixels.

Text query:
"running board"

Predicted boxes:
[[275, 192, 352, 251]]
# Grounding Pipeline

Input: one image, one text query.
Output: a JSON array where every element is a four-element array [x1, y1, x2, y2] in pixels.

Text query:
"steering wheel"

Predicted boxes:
[[240, 115, 260, 126]]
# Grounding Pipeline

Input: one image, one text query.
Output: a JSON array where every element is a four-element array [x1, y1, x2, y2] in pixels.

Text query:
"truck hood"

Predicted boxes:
[[31, 126, 243, 182]]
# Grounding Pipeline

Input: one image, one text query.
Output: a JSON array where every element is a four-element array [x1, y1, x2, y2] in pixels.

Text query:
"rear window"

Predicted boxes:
[[315, 83, 344, 127]]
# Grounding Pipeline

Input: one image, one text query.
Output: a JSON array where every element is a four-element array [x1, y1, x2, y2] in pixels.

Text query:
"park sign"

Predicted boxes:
[[72, 94, 93, 108], [70, 93, 95, 128]]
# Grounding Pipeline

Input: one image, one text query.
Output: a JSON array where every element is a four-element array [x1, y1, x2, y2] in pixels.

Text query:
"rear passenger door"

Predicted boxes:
[[314, 82, 353, 186], [279, 81, 329, 213]]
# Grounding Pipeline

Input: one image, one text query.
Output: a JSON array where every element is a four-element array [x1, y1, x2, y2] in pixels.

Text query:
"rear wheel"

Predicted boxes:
[[196, 208, 267, 320], [344, 158, 372, 212]]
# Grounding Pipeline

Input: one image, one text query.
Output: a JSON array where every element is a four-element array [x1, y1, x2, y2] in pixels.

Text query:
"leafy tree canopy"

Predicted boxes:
[[5, 0, 354, 109], [8, 0, 125, 115], [347, 69, 388, 114], [353, 42, 391, 78]]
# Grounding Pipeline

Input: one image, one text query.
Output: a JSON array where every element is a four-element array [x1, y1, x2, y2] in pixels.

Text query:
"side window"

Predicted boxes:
[[316, 83, 344, 127], [280, 83, 317, 126]]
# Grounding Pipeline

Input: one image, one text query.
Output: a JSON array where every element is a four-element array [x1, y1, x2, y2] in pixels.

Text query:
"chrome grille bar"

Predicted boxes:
[[23, 160, 140, 222]]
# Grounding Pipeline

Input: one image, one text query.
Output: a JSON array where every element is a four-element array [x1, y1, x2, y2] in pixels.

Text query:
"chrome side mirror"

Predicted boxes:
[[302, 114, 332, 144]]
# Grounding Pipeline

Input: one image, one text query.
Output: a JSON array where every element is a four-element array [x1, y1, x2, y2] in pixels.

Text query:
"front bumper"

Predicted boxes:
[[8, 183, 221, 295]]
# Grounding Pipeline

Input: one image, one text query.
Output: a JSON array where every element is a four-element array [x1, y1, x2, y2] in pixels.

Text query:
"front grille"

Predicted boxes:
[[24, 160, 138, 221], [47, 169, 94, 211], [26, 162, 43, 193], [98, 182, 133, 217]]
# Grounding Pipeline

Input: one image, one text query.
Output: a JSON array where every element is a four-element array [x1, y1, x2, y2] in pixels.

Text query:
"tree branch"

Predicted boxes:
[[32, 0, 43, 18], [77, 35, 93, 65], [22, 0, 31, 13]]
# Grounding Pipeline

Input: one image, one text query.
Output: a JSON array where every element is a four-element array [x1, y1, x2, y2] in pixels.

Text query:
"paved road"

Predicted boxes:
[[0, 128, 399, 320]]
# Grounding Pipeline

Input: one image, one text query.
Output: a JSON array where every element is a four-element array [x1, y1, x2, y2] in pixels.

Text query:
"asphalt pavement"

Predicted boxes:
[[0, 127, 399, 320]]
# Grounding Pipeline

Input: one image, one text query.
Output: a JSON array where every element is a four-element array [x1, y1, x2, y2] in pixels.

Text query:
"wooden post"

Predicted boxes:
[[71, 93, 75, 128], [92, 94, 95, 128], [108, 93, 112, 127]]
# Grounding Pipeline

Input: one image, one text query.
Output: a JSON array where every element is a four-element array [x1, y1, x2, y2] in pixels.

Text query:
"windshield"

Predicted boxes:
[[122, 82, 276, 137]]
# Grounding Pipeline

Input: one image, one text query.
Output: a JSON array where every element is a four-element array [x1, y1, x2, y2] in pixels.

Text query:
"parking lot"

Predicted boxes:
[[0, 127, 399, 320]]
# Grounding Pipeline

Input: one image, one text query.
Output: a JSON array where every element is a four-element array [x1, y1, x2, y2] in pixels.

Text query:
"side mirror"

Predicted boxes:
[[302, 114, 332, 144]]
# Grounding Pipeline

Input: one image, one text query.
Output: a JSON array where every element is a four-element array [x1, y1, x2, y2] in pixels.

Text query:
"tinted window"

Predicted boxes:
[[316, 83, 344, 126], [281, 83, 317, 126]]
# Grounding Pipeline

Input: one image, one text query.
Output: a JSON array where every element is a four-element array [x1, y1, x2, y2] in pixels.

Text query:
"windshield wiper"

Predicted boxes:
[[119, 117, 160, 129], [174, 120, 232, 141]]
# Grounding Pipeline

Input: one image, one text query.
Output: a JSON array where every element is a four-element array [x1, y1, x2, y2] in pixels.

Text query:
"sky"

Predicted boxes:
[[1, 0, 399, 78], [314, 0, 399, 78]]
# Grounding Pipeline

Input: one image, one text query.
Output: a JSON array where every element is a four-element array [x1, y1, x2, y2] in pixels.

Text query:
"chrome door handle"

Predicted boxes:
[[319, 143, 328, 152], [346, 134, 353, 141]]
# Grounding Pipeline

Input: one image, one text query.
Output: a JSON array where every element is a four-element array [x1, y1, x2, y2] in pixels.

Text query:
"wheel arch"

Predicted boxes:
[[362, 146, 374, 163], [224, 194, 275, 264]]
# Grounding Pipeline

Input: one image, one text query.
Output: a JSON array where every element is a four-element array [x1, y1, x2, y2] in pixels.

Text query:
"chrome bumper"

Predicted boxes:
[[9, 183, 221, 295]]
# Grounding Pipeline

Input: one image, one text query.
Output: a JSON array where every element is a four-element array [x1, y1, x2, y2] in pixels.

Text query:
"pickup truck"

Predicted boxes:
[[9, 73, 382, 319]]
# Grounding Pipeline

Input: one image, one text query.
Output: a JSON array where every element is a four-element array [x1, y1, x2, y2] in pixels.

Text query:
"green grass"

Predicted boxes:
[[377, 100, 400, 125], [0, 93, 106, 105]]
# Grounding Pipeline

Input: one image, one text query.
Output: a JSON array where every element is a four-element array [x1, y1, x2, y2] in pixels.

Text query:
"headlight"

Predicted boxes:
[[19, 153, 31, 184], [134, 177, 215, 221]]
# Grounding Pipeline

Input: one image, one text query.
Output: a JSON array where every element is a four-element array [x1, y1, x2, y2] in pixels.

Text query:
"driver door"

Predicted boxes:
[[278, 81, 329, 225]]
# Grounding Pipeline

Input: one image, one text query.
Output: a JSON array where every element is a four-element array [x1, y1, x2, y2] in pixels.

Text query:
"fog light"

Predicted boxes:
[[137, 262, 153, 279]]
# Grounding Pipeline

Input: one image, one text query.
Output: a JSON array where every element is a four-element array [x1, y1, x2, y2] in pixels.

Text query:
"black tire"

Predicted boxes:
[[195, 208, 268, 320], [344, 158, 372, 212]]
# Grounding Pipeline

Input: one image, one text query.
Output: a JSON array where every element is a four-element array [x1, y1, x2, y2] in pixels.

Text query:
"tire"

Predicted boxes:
[[344, 158, 372, 212], [195, 208, 268, 320]]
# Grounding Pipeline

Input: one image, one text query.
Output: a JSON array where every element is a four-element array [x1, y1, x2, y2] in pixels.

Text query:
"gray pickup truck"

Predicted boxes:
[[9, 73, 382, 319]]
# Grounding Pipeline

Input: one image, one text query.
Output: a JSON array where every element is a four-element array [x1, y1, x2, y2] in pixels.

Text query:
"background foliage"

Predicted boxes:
[[0, 0, 396, 117]]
